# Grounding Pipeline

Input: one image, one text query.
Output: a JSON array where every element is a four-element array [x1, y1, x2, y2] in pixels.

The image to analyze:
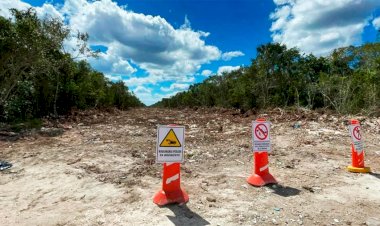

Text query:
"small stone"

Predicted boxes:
[[272, 218, 278, 225], [206, 196, 216, 202], [334, 219, 339, 223]]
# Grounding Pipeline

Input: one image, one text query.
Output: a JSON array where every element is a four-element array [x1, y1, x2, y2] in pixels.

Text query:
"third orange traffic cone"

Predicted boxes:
[[347, 119, 371, 173]]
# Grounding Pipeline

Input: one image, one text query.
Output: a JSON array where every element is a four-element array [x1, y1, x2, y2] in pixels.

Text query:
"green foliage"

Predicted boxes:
[[9, 118, 43, 132], [155, 43, 380, 115], [0, 9, 143, 122]]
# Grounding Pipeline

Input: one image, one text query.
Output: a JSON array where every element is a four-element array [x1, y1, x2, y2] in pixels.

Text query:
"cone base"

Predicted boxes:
[[153, 188, 189, 206], [347, 165, 371, 173], [247, 173, 277, 187]]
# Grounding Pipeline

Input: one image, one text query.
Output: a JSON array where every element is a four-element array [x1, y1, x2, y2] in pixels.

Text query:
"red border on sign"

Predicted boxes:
[[255, 123, 268, 140], [353, 126, 361, 140]]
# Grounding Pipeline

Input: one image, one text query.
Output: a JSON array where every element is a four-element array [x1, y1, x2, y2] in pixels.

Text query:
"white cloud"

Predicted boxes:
[[134, 89, 180, 106], [270, 0, 380, 56], [373, 17, 380, 29], [131, 85, 177, 106], [129, 82, 190, 106], [122, 74, 195, 88], [221, 51, 245, 61], [133, 85, 152, 94], [160, 83, 190, 92], [0, 0, 30, 18], [217, 66, 240, 75], [36, 3, 63, 20], [273, 0, 294, 5], [88, 51, 136, 76], [104, 74, 122, 82], [123, 76, 161, 87], [201, 69, 213, 76], [0, 0, 63, 20], [62, 0, 221, 83], [180, 15, 191, 30], [60, 0, 87, 17]]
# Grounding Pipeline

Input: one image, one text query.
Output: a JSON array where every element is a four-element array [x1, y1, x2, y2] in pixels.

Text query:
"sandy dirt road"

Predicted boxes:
[[1, 108, 380, 225]]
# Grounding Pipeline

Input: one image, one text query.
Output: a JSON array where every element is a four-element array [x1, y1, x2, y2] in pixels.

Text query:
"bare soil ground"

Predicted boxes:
[[1, 107, 380, 226]]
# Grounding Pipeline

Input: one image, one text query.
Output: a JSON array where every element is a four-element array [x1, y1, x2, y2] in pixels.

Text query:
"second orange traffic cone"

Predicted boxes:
[[247, 118, 277, 186]]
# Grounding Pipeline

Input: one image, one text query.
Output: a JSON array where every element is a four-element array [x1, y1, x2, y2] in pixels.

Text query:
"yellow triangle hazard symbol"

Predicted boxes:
[[160, 129, 181, 147]]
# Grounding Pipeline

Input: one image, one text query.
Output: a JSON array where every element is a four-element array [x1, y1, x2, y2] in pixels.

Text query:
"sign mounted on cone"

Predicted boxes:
[[349, 124, 363, 153], [154, 124, 189, 206], [156, 125, 185, 163], [252, 121, 271, 152]]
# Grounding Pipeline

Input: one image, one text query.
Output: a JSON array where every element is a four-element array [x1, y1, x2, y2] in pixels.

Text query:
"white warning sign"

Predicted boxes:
[[252, 121, 271, 152], [156, 125, 185, 163], [349, 124, 364, 153]]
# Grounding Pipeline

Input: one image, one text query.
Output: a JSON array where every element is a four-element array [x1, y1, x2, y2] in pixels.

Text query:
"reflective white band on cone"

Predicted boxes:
[[166, 174, 179, 185]]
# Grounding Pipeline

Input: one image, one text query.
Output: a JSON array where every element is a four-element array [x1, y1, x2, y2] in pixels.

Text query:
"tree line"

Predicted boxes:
[[0, 9, 143, 122], [154, 42, 380, 115]]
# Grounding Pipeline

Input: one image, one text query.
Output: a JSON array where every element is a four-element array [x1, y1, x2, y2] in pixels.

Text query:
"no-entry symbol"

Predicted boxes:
[[352, 126, 361, 141], [349, 124, 364, 153], [252, 121, 271, 152], [255, 124, 268, 141]]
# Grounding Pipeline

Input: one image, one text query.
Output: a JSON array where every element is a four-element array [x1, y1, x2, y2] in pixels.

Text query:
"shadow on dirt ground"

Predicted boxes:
[[369, 172, 380, 180], [267, 184, 301, 197], [166, 204, 210, 226]]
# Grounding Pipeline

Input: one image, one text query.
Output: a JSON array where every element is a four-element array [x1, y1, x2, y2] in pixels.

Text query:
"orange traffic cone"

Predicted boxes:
[[347, 119, 371, 173], [247, 118, 277, 186], [153, 163, 189, 206]]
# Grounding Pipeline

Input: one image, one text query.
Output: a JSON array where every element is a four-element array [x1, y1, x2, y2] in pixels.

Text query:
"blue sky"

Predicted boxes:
[[1, 0, 380, 105]]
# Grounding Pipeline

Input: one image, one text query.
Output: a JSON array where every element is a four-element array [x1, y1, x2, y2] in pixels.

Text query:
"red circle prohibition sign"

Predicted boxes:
[[255, 123, 268, 140], [353, 126, 361, 140]]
